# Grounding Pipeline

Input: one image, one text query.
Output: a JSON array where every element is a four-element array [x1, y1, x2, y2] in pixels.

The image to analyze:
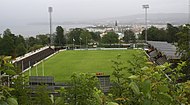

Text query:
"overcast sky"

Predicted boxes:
[[0, 0, 189, 35], [0, 0, 188, 23]]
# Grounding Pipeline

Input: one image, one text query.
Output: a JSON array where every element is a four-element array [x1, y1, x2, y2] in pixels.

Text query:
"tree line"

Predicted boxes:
[[0, 29, 50, 58], [0, 24, 190, 64], [0, 26, 138, 58], [0, 26, 116, 57], [139, 23, 180, 43]]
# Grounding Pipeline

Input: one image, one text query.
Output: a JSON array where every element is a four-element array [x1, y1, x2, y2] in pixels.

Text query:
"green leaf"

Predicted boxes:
[[0, 95, 5, 100], [4, 70, 16, 75], [152, 101, 159, 105], [141, 66, 149, 71], [55, 97, 64, 105], [143, 99, 151, 105], [158, 85, 169, 93], [129, 82, 140, 95], [142, 80, 151, 95], [156, 93, 172, 105], [3, 56, 12, 61], [7, 97, 18, 105], [50, 94, 54, 104], [0, 101, 8, 105], [7, 88, 15, 92], [4, 63, 14, 68], [156, 65, 166, 70], [107, 102, 119, 105], [152, 72, 161, 80], [93, 91, 101, 104], [128, 75, 138, 79]]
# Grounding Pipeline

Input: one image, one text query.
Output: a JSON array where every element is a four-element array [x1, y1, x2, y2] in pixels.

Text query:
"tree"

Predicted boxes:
[[90, 32, 101, 43], [54, 26, 66, 46], [110, 53, 190, 104], [67, 28, 83, 45], [111, 55, 127, 99], [140, 25, 180, 43], [123, 30, 136, 43], [28, 36, 37, 48], [110, 51, 148, 104], [15, 35, 26, 47], [0, 29, 27, 57], [102, 32, 119, 45], [67, 73, 100, 105], [15, 35, 27, 56], [36, 34, 49, 46], [80, 30, 92, 45], [0, 37, 3, 55], [33, 85, 52, 105], [176, 24, 190, 74], [55, 87, 67, 105], [3, 29, 12, 36], [140, 26, 167, 41], [1, 29, 15, 57], [67, 28, 92, 48], [11, 74, 31, 105], [15, 43, 27, 56], [26, 35, 48, 52], [0, 56, 18, 105], [166, 23, 179, 43]]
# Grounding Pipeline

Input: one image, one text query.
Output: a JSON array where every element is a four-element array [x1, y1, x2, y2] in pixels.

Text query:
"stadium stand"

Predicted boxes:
[[28, 75, 111, 96], [29, 76, 55, 86], [155, 56, 168, 65], [149, 50, 158, 58], [13, 46, 55, 71], [96, 75, 110, 93], [146, 41, 181, 65], [145, 41, 190, 83], [28, 76, 56, 97]]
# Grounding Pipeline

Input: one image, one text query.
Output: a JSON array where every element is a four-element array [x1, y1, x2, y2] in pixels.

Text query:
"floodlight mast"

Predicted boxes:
[[48, 7, 53, 46], [143, 4, 149, 42]]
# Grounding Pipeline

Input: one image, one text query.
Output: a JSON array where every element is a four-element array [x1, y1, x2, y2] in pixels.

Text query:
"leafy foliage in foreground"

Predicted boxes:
[[66, 73, 100, 105], [11, 74, 31, 105], [110, 54, 190, 105], [0, 56, 18, 105]]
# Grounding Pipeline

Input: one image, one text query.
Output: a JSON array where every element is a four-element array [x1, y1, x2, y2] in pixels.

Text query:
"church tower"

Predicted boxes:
[[114, 20, 119, 32]]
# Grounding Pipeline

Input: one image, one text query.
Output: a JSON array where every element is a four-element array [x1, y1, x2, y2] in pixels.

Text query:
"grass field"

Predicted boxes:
[[26, 49, 144, 82]]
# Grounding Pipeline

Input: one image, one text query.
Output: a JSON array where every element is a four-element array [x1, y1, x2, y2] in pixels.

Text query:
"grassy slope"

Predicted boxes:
[[27, 50, 144, 82]]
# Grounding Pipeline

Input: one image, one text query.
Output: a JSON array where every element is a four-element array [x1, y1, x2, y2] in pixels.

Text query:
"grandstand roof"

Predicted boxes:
[[12, 46, 50, 63], [147, 41, 181, 60]]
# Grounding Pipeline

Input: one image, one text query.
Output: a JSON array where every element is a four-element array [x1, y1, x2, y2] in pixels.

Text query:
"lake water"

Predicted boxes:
[[0, 24, 92, 37]]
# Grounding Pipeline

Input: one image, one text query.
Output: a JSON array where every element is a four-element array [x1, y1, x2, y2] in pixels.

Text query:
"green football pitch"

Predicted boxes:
[[26, 49, 145, 82]]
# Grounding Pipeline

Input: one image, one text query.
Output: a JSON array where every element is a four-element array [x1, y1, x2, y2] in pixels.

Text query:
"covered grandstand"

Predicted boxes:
[[13, 46, 55, 71], [146, 41, 181, 65]]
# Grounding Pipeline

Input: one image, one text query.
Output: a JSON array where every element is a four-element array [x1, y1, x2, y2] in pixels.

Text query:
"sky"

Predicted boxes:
[[0, 0, 189, 36]]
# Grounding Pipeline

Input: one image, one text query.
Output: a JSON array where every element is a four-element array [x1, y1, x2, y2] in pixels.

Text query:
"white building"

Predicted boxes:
[[85, 25, 114, 33], [117, 33, 124, 39]]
